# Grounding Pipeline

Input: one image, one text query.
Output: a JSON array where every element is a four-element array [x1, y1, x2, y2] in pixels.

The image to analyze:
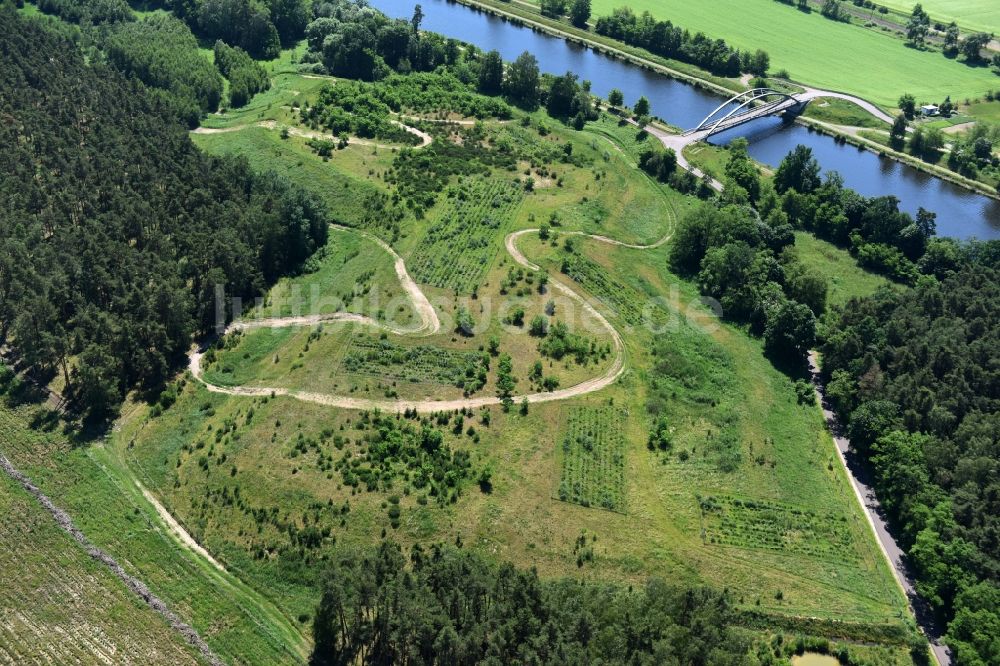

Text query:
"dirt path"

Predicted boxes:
[[189, 219, 678, 413], [192, 119, 431, 149], [0, 452, 225, 666], [138, 482, 226, 574]]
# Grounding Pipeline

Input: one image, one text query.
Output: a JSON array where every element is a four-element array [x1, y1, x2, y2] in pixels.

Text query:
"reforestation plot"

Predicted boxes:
[[557, 406, 627, 513], [410, 178, 524, 293], [342, 336, 489, 394], [561, 252, 669, 329], [700, 495, 855, 563]]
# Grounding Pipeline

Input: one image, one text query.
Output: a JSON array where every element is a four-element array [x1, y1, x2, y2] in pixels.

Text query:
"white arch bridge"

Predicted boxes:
[[683, 87, 808, 138]]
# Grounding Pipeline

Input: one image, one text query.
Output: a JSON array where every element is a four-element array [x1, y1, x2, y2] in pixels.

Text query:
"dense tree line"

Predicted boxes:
[[300, 1, 590, 114], [768, 145, 936, 283], [102, 15, 224, 126], [594, 6, 770, 77], [34, 0, 133, 24], [669, 141, 824, 365], [301, 81, 423, 144], [213, 40, 271, 107], [303, 0, 460, 80], [312, 541, 754, 665], [0, 9, 329, 419], [166, 0, 308, 58], [820, 246, 1000, 665]]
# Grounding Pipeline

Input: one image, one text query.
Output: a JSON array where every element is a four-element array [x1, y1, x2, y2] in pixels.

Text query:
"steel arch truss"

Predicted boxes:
[[687, 88, 801, 137]]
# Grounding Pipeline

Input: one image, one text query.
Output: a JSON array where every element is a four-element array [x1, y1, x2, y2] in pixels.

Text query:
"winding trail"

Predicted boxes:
[[189, 220, 677, 413], [184, 128, 945, 658], [232, 225, 440, 337], [192, 119, 432, 149]]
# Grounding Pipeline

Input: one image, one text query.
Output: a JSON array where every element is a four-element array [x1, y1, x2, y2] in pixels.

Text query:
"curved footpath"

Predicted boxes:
[[192, 119, 432, 149], [187, 217, 951, 661], [187, 224, 673, 412]]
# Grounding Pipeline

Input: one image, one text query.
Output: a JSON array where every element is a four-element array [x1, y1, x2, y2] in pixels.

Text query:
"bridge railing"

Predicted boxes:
[[687, 88, 802, 136]]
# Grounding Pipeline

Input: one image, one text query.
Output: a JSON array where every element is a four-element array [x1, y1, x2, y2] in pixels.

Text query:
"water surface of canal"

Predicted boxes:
[[371, 0, 1000, 239]]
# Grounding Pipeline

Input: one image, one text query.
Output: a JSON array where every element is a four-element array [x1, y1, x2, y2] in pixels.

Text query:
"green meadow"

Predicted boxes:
[[873, 0, 1000, 34], [122, 78, 911, 636], [585, 0, 999, 106]]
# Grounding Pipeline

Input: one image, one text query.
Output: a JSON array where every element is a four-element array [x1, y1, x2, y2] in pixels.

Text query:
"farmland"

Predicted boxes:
[[872, 0, 1000, 34], [582, 0, 1000, 106], [700, 494, 856, 563], [0, 402, 308, 664], [0, 473, 201, 665]]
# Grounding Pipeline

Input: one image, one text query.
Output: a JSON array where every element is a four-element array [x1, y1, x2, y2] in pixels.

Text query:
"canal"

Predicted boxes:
[[371, 0, 1000, 240]]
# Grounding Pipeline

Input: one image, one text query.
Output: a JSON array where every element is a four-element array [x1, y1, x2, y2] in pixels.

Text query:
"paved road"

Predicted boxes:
[[809, 353, 951, 666]]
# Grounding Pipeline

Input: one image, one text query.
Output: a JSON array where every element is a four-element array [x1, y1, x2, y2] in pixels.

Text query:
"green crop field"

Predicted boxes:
[[700, 494, 857, 562], [584, 0, 999, 106], [0, 473, 201, 665], [873, 0, 1000, 34]]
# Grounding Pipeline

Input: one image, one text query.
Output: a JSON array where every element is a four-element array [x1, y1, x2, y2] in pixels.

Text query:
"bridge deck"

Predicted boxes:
[[684, 97, 802, 138]]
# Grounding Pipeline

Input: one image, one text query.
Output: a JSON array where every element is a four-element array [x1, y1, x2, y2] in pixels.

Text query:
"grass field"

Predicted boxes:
[[133, 224, 910, 625], [803, 97, 891, 129], [121, 68, 918, 646], [789, 232, 894, 308], [871, 0, 1000, 34], [246, 226, 418, 324], [965, 100, 1000, 123], [0, 472, 202, 665], [584, 0, 999, 106]]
